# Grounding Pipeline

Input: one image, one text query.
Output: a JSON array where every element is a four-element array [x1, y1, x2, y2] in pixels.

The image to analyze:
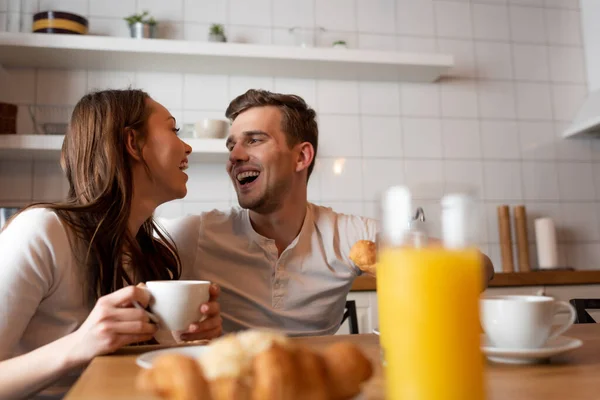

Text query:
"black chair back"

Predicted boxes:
[[569, 299, 600, 324], [341, 300, 359, 334]]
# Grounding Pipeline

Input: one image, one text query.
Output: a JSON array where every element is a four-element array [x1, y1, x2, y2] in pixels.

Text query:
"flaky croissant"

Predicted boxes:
[[137, 330, 373, 400], [349, 240, 377, 276]]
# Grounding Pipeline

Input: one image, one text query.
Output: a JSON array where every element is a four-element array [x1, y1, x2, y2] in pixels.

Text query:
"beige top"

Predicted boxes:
[[161, 203, 378, 336]]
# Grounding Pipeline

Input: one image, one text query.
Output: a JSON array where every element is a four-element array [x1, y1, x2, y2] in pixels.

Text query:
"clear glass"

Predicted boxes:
[[377, 183, 485, 400], [288, 26, 325, 48]]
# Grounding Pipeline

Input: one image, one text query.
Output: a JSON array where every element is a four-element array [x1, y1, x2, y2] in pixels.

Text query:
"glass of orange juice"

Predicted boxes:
[[377, 185, 485, 400]]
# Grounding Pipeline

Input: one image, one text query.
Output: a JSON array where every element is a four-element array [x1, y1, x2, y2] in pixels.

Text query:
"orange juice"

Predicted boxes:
[[377, 246, 484, 400]]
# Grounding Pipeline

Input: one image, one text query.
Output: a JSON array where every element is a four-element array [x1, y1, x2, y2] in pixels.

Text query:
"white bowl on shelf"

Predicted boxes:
[[194, 119, 229, 139]]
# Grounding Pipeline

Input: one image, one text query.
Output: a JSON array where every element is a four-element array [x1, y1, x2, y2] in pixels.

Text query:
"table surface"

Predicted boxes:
[[65, 324, 600, 400]]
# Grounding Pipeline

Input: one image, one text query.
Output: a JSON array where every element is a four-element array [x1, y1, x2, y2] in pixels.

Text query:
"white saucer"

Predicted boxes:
[[481, 335, 583, 365], [136, 345, 209, 369]]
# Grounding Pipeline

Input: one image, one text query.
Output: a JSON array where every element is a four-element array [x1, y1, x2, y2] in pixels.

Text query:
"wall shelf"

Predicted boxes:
[[0, 32, 453, 82], [0, 135, 228, 162]]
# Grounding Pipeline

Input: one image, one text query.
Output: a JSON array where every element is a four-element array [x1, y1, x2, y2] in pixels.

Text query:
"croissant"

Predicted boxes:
[[349, 240, 377, 276], [137, 330, 373, 400]]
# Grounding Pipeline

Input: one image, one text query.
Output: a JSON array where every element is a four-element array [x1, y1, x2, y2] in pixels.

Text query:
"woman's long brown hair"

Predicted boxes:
[[15, 89, 181, 305]]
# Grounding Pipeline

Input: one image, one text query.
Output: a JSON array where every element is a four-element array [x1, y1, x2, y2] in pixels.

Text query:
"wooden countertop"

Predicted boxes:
[[66, 324, 600, 400], [350, 270, 600, 291]]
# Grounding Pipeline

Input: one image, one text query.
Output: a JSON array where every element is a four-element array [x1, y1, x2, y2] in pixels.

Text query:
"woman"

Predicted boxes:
[[0, 89, 222, 399]]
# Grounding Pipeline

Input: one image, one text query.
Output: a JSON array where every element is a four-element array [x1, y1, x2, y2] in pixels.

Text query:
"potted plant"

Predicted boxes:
[[124, 11, 157, 39], [332, 40, 347, 49], [208, 23, 227, 42]]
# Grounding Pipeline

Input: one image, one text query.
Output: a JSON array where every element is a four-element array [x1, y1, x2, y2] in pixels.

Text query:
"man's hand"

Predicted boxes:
[[179, 283, 223, 341]]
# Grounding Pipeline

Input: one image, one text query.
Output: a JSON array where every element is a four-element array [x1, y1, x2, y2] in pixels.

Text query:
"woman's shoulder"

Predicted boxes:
[[3, 207, 70, 245]]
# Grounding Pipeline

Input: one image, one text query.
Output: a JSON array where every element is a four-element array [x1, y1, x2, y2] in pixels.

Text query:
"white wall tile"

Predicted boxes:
[[483, 161, 523, 200], [37, 69, 87, 106], [136, 72, 183, 110], [155, 200, 185, 218], [551, 84, 586, 122], [0, 68, 35, 104], [317, 80, 359, 115], [363, 201, 378, 219], [229, 76, 274, 99], [0, 1, 7, 12], [184, 23, 210, 41], [560, 202, 600, 242], [227, 26, 272, 44], [319, 201, 365, 217], [39, 0, 88, 15], [184, 0, 227, 24], [518, 121, 556, 160], [509, 5, 546, 44], [183, 74, 229, 111], [0, 160, 33, 202], [88, 17, 130, 37], [319, 158, 363, 201], [89, 0, 135, 18], [512, 44, 550, 82], [478, 81, 517, 119], [403, 159, 444, 199], [272, 0, 313, 28], [396, 37, 436, 53], [318, 115, 362, 157], [362, 159, 405, 201], [509, 0, 543, 5], [566, 244, 600, 270], [555, 122, 592, 162], [440, 80, 478, 118], [357, 0, 395, 34], [137, 0, 183, 21], [181, 201, 231, 215], [437, 39, 476, 78], [444, 160, 485, 199], [473, 3, 510, 41], [0, 13, 6, 31], [396, 0, 435, 37], [594, 164, 600, 200], [360, 116, 403, 158], [400, 83, 440, 117], [274, 78, 317, 108], [593, 142, 600, 162], [185, 163, 232, 201], [557, 162, 595, 201], [548, 46, 586, 84], [402, 118, 442, 158], [32, 161, 68, 201], [545, 8, 581, 46], [481, 120, 521, 159], [515, 82, 553, 120], [358, 34, 396, 51], [87, 70, 135, 91], [359, 82, 400, 116], [315, 0, 356, 32], [16, 105, 35, 135], [476, 42, 514, 80], [544, 0, 579, 9], [434, 1, 472, 39], [521, 161, 560, 200], [230, 0, 272, 27], [441, 119, 481, 159]]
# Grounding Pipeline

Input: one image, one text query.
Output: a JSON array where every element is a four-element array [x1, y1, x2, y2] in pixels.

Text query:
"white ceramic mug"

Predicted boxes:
[[480, 295, 577, 349], [194, 119, 228, 139], [145, 280, 211, 331]]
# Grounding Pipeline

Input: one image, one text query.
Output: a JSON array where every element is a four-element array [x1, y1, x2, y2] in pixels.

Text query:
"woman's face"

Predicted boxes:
[[138, 98, 192, 205]]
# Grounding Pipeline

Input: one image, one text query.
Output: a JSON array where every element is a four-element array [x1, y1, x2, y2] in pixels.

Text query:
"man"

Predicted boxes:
[[165, 89, 494, 336]]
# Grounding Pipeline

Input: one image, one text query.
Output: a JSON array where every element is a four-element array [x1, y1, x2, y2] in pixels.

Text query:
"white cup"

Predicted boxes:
[[194, 119, 229, 139], [145, 280, 211, 331], [480, 295, 576, 349]]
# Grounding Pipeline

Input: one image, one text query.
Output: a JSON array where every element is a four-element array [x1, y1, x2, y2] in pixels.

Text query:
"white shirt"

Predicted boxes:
[[161, 203, 378, 337], [0, 208, 89, 399]]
